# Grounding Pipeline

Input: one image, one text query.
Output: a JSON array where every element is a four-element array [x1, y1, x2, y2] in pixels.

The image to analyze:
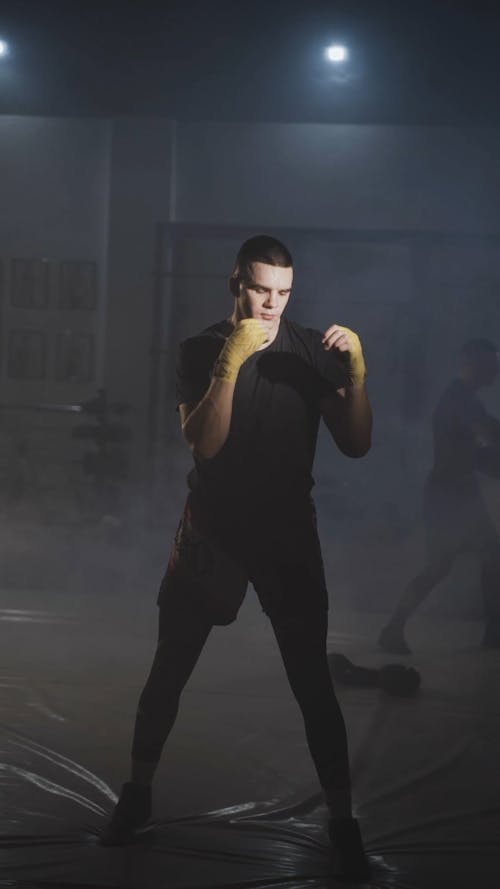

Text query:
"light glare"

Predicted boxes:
[[325, 44, 348, 63], [0, 39, 9, 57]]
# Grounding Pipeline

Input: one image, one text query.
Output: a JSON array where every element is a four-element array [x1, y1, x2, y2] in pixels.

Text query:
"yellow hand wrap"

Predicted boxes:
[[213, 319, 268, 382], [340, 327, 367, 386]]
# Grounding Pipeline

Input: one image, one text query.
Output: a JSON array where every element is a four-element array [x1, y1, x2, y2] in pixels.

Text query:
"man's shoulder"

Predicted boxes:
[[177, 320, 228, 371], [180, 320, 229, 348]]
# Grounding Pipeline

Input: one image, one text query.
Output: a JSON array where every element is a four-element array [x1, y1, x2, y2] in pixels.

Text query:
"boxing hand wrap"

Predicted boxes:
[[341, 327, 367, 386], [213, 319, 268, 383]]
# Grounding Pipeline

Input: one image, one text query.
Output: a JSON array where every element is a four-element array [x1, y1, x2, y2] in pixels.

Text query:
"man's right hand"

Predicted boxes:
[[212, 319, 268, 383]]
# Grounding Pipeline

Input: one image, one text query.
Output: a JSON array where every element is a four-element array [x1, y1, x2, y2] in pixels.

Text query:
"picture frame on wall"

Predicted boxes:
[[58, 261, 97, 310], [55, 330, 95, 383], [11, 258, 50, 309], [8, 329, 47, 380]]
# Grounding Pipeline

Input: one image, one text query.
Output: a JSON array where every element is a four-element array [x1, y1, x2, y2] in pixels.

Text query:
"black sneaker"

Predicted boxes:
[[100, 782, 152, 846], [378, 624, 412, 655], [328, 816, 371, 882]]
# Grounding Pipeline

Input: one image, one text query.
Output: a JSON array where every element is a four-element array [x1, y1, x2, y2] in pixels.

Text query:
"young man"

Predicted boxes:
[[379, 339, 500, 655], [102, 235, 373, 880]]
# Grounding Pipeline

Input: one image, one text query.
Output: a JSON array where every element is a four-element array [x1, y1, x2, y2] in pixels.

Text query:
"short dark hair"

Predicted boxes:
[[232, 235, 293, 283], [461, 338, 498, 359]]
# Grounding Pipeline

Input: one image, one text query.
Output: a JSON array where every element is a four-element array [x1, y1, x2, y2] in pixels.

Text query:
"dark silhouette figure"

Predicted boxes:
[[379, 339, 500, 655]]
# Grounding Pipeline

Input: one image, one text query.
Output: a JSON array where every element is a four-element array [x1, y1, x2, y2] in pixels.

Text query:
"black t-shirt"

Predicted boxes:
[[176, 317, 348, 516], [431, 378, 492, 484]]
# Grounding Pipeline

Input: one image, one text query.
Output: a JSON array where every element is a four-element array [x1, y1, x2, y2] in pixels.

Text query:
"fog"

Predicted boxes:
[[1, 116, 500, 888]]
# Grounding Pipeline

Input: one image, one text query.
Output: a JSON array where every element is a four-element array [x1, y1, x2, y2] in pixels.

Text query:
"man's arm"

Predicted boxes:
[[178, 318, 268, 461], [318, 323, 372, 458], [179, 377, 236, 460], [320, 385, 372, 458]]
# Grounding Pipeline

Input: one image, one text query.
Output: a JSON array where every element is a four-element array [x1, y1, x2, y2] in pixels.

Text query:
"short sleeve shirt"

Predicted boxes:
[[176, 317, 348, 514]]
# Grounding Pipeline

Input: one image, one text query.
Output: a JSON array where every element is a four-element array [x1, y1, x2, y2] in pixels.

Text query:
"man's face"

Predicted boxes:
[[236, 261, 293, 339]]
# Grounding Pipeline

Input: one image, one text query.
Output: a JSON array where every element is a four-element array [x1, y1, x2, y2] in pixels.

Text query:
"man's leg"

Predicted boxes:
[[270, 608, 351, 816], [379, 555, 453, 654], [380, 478, 459, 654], [101, 595, 212, 844], [130, 600, 213, 774], [250, 506, 353, 815], [269, 607, 370, 880]]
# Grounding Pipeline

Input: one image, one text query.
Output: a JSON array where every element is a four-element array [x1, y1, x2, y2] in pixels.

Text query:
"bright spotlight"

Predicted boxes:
[[0, 39, 9, 58], [325, 44, 348, 64]]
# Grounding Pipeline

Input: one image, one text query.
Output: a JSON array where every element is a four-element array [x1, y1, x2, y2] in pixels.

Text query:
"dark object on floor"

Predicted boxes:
[[379, 663, 421, 696], [328, 652, 421, 697], [328, 815, 372, 882], [100, 782, 152, 846]]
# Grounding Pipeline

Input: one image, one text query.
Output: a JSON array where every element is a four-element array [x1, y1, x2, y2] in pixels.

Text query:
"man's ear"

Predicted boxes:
[[229, 274, 240, 298]]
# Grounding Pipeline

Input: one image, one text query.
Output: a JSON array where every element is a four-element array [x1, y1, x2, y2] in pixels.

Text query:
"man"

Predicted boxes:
[[379, 338, 500, 655], [102, 235, 372, 880]]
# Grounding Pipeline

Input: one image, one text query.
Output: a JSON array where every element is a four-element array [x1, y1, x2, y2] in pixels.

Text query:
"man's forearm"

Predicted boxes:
[[343, 385, 372, 456], [182, 377, 236, 460], [322, 385, 372, 458]]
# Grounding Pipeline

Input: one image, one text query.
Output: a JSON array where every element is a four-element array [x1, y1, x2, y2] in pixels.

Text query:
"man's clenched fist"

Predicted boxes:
[[322, 324, 366, 386], [213, 318, 269, 383]]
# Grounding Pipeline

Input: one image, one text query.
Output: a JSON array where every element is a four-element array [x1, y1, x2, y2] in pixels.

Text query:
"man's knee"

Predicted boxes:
[[422, 555, 454, 587]]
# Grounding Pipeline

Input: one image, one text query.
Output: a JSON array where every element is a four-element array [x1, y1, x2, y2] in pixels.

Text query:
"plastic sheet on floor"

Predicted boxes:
[[1, 590, 499, 888]]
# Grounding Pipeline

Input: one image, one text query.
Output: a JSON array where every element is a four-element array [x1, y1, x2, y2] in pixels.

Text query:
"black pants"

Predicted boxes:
[[131, 598, 351, 804], [132, 498, 350, 810], [424, 477, 500, 628]]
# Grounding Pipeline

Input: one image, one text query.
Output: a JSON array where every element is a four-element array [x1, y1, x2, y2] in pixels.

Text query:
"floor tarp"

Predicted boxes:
[[1, 586, 499, 888]]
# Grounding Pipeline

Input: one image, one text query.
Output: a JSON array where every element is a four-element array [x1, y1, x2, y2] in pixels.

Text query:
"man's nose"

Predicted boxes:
[[264, 290, 278, 307]]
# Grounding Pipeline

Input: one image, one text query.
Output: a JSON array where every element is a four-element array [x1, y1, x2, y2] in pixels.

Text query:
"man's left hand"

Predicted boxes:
[[322, 324, 366, 386]]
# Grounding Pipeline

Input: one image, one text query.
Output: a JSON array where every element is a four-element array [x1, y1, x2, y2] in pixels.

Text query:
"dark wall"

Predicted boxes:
[[176, 123, 500, 232], [0, 116, 110, 499]]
